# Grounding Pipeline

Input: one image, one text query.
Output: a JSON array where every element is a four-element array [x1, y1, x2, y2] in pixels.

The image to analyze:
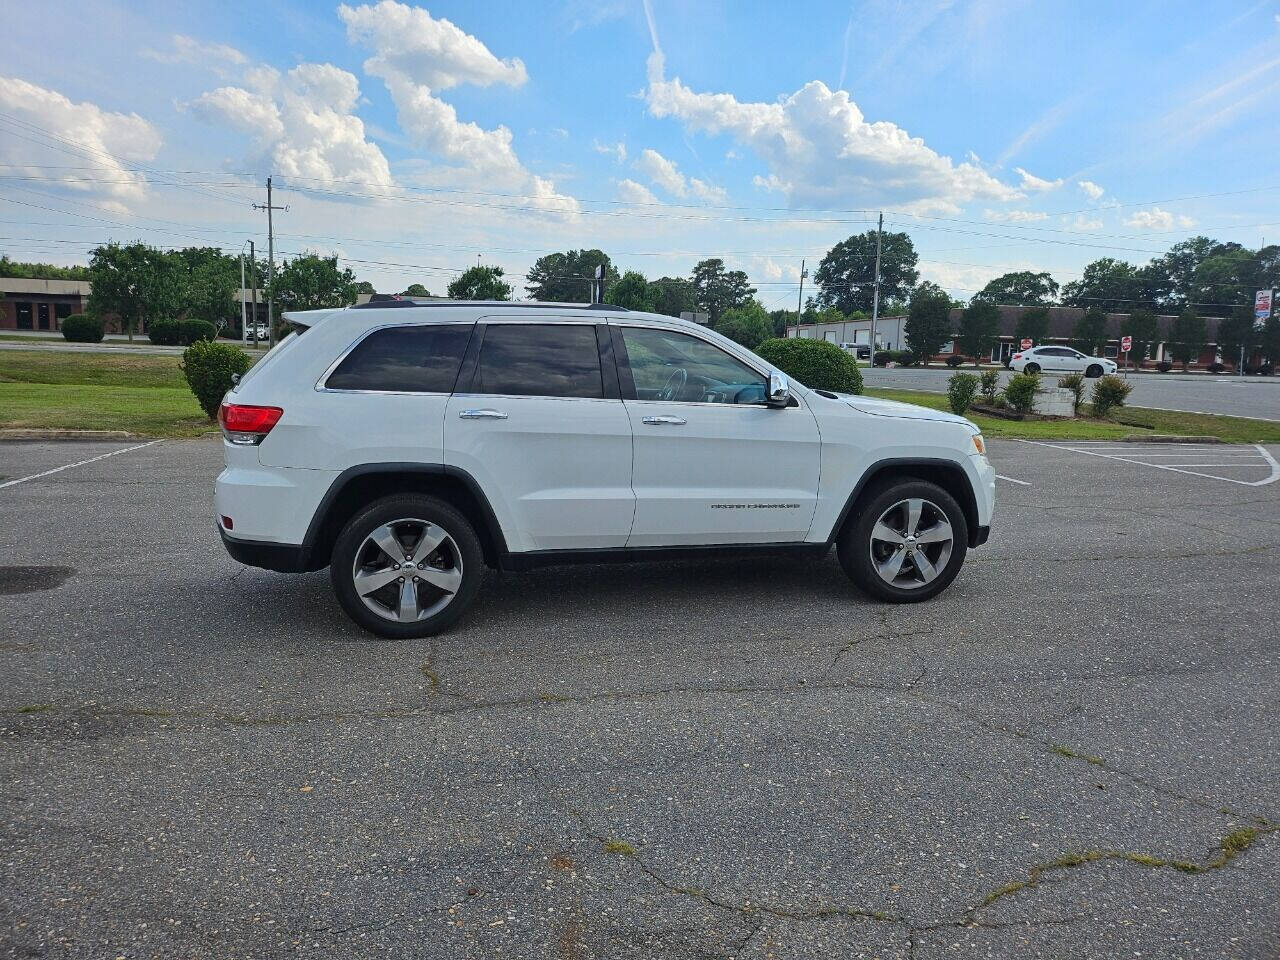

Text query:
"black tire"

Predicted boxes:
[[1085, 364, 1103, 378], [330, 494, 483, 638], [837, 478, 969, 603], [1023, 362, 1040, 374]]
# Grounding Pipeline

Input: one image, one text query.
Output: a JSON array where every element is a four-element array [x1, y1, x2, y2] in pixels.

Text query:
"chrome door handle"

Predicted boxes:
[[641, 416, 687, 426], [458, 408, 508, 420]]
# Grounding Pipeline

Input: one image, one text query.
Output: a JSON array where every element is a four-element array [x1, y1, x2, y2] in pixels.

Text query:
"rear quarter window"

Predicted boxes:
[[325, 324, 473, 393]]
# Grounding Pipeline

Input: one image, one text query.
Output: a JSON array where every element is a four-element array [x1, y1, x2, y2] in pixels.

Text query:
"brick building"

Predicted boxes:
[[0, 278, 90, 332]]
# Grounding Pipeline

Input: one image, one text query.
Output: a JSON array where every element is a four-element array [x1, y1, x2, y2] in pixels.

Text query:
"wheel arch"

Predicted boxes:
[[301, 463, 508, 571], [828, 458, 980, 548]]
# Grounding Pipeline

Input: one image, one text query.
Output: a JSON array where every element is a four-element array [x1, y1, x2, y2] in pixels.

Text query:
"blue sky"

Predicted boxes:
[[2, 0, 1279, 304]]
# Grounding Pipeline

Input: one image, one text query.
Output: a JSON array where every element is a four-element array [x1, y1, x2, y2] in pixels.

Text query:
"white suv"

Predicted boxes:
[[215, 302, 995, 637], [1009, 345, 1117, 377]]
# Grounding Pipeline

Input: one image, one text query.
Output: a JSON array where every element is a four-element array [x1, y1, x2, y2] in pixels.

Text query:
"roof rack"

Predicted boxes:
[[350, 299, 629, 312]]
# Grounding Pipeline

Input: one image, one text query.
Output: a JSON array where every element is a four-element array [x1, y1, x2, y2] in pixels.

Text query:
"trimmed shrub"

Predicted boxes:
[[1207, 362, 1225, 373], [755, 338, 863, 394], [176, 318, 216, 345], [1057, 373, 1086, 416], [1156, 360, 1173, 373], [945, 354, 966, 368], [897, 349, 917, 367], [979, 369, 1000, 404], [180, 340, 254, 419], [1090, 374, 1132, 417], [872, 351, 890, 367], [1261, 362, 1275, 376], [947, 372, 979, 415], [1003, 372, 1039, 415], [148, 319, 179, 345], [61, 313, 103, 343]]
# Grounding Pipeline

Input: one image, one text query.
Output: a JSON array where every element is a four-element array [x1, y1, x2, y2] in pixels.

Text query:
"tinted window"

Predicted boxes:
[[474, 323, 603, 398], [621, 327, 767, 404], [326, 324, 472, 392]]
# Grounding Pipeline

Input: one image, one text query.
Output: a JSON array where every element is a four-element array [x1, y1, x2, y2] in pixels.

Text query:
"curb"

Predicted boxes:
[[1120, 435, 1224, 444], [0, 429, 140, 442]]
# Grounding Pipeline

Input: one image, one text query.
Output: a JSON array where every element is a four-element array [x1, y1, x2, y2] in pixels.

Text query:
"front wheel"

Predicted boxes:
[[1022, 362, 1040, 375], [1085, 364, 1103, 378], [331, 494, 483, 638], [837, 480, 968, 603]]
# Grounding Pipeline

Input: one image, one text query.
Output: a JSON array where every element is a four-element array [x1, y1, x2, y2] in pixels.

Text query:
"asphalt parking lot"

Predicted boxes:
[[2, 437, 1278, 959]]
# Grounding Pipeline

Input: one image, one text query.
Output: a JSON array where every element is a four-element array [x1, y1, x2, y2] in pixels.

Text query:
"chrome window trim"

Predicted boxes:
[[314, 320, 475, 395]]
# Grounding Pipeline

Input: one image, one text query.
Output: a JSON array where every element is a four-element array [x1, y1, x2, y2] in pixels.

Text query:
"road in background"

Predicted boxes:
[[2, 437, 1279, 958], [863, 365, 1280, 420]]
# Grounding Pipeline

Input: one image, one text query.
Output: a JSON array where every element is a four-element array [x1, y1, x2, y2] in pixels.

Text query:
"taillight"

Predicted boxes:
[[219, 403, 283, 445], [1012, 353, 1022, 360]]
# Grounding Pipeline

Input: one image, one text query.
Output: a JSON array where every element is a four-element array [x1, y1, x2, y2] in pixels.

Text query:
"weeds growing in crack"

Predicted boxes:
[[1049, 743, 1104, 765], [602, 838, 637, 856], [977, 824, 1279, 909]]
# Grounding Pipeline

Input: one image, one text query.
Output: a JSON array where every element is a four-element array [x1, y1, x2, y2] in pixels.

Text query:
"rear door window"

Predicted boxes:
[[473, 323, 604, 398], [326, 324, 473, 393]]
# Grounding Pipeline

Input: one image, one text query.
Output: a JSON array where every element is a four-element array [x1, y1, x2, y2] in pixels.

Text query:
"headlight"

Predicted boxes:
[[971, 434, 986, 457]]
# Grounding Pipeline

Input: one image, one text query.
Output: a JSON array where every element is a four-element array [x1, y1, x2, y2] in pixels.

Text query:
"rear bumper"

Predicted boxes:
[[219, 528, 309, 573]]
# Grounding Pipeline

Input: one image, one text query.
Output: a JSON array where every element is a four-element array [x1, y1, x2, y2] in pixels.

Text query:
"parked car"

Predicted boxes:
[[215, 302, 996, 637], [244, 323, 270, 341], [1009, 346, 1117, 377], [839, 342, 872, 361]]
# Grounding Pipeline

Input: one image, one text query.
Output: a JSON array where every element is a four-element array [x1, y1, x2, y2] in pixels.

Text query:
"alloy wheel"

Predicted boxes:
[[868, 498, 954, 590], [351, 518, 464, 622]]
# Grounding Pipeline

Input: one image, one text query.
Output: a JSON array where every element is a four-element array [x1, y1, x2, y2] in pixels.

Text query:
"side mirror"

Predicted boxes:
[[767, 370, 790, 407]]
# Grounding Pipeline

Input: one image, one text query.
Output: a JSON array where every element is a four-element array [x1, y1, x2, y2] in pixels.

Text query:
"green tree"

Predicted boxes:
[[903, 282, 952, 366], [650, 277, 697, 318], [0, 255, 90, 280], [1259, 314, 1280, 369], [691, 258, 755, 324], [448, 265, 511, 301], [768, 309, 796, 337], [525, 249, 616, 302], [814, 231, 918, 315], [1214, 306, 1256, 371], [1169, 309, 1207, 371], [401, 283, 432, 297], [1073, 307, 1109, 355], [173, 247, 239, 330], [1062, 258, 1142, 311], [1120, 309, 1160, 367], [86, 242, 184, 341], [716, 300, 772, 349], [972, 271, 1059, 305], [270, 253, 358, 311], [352, 280, 375, 295], [956, 300, 1001, 367], [1014, 307, 1050, 346], [608, 271, 653, 311]]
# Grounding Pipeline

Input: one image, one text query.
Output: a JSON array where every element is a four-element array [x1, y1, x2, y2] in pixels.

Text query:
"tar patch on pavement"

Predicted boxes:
[[0, 565, 75, 595]]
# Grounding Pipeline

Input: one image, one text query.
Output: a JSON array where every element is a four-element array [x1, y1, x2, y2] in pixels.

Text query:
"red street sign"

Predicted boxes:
[[1019, 338, 1032, 350], [1121, 336, 1133, 352]]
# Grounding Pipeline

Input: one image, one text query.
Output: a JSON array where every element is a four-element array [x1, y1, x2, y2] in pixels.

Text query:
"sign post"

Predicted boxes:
[[1120, 335, 1132, 372]]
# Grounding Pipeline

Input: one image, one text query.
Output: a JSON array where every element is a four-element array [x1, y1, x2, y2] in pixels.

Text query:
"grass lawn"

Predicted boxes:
[[864, 388, 1280, 444], [0, 349, 226, 436]]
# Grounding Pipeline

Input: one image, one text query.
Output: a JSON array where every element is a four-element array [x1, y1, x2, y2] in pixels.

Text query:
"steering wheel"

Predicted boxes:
[[658, 367, 688, 401]]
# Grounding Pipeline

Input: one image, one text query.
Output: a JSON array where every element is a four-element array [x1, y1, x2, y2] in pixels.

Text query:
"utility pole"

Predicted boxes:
[[795, 259, 806, 337], [249, 240, 258, 349], [253, 176, 286, 347], [239, 251, 247, 343], [869, 212, 883, 365]]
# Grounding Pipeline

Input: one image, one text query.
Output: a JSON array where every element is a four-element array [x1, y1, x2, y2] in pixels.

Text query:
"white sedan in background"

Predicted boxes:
[[1009, 346, 1117, 377]]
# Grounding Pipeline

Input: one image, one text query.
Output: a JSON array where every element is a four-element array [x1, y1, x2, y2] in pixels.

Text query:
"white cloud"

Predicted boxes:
[[593, 139, 627, 162], [644, 48, 1021, 213], [616, 178, 658, 204], [1077, 179, 1104, 200], [0, 75, 162, 211], [637, 147, 726, 204], [1123, 207, 1195, 230], [983, 208, 1049, 223], [638, 147, 687, 196], [192, 63, 392, 185], [338, 0, 526, 91], [1014, 167, 1063, 191], [142, 34, 246, 72], [1064, 214, 1104, 231], [339, 0, 575, 216]]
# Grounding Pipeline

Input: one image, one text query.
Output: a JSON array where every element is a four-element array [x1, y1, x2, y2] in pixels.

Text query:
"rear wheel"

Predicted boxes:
[[1023, 362, 1040, 374], [1085, 363, 1103, 378], [331, 494, 483, 638], [838, 479, 968, 603]]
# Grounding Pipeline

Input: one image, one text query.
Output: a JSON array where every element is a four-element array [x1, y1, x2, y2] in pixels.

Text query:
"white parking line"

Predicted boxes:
[[0, 440, 164, 490], [1014, 439, 1279, 487], [996, 474, 1031, 486]]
